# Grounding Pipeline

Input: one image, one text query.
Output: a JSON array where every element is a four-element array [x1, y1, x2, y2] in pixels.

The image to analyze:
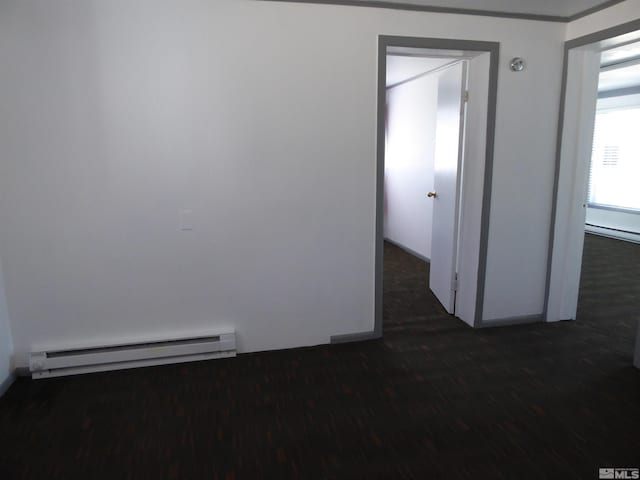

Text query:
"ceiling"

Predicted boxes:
[[386, 56, 454, 87], [347, 0, 615, 18]]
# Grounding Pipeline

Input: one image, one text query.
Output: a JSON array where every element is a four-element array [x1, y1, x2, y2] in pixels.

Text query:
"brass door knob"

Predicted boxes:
[[427, 192, 437, 198]]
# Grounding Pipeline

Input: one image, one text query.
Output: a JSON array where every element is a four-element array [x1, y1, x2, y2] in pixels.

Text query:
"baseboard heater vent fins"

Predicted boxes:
[[29, 331, 236, 379]]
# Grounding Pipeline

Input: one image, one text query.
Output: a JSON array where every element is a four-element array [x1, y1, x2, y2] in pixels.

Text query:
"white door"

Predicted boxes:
[[429, 62, 466, 314]]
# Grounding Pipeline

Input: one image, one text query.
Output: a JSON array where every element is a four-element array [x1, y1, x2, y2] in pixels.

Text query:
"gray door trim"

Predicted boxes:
[[543, 18, 640, 322], [374, 36, 498, 339], [259, 0, 627, 23], [331, 35, 499, 344], [566, 18, 640, 50]]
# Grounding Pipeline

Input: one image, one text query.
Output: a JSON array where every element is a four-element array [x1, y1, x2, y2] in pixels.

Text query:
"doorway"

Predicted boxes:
[[546, 20, 640, 324], [374, 36, 499, 336], [385, 54, 467, 316]]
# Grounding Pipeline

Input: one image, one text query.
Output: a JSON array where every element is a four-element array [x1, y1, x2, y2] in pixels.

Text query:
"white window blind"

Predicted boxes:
[[588, 105, 640, 211]]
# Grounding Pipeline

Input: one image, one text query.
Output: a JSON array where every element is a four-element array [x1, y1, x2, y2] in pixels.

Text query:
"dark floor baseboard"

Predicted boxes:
[[330, 330, 381, 344], [0, 373, 15, 399], [480, 314, 544, 328], [383, 237, 430, 263], [585, 225, 640, 244]]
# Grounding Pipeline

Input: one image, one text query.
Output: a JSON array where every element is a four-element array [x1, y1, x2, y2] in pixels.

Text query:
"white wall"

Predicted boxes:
[[480, 29, 564, 320], [0, 258, 14, 389], [384, 73, 438, 259], [0, 0, 566, 356]]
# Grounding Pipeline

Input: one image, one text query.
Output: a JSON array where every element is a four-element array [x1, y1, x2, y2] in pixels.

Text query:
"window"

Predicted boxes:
[[588, 103, 640, 212]]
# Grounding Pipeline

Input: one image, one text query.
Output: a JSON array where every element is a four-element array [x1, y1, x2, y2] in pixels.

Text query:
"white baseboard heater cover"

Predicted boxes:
[[29, 331, 236, 379]]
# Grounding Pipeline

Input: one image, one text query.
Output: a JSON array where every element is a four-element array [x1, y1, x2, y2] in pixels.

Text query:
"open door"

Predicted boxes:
[[429, 62, 466, 314]]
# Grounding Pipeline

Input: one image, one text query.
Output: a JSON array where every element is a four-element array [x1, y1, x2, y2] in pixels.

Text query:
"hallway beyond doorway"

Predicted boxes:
[[383, 241, 453, 331]]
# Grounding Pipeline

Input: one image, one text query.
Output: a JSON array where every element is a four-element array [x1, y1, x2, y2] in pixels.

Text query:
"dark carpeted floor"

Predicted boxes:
[[0, 234, 638, 479]]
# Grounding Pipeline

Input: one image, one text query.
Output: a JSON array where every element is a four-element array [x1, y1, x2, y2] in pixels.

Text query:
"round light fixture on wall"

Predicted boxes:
[[510, 57, 526, 72]]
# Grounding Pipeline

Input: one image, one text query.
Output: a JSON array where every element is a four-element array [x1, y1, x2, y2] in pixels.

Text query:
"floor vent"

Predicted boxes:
[[29, 331, 236, 379]]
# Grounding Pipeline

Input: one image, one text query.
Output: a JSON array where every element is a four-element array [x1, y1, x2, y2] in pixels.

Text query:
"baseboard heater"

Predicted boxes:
[[29, 331, 236, 379]]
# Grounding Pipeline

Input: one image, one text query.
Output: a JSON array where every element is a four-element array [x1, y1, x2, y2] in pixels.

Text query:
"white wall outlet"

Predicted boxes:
[[179, 209, 194, 231]]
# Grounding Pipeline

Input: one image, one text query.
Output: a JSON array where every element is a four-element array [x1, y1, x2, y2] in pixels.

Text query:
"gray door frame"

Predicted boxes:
[[544, 18, 640, 322], [331, 35, 500, 344]]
